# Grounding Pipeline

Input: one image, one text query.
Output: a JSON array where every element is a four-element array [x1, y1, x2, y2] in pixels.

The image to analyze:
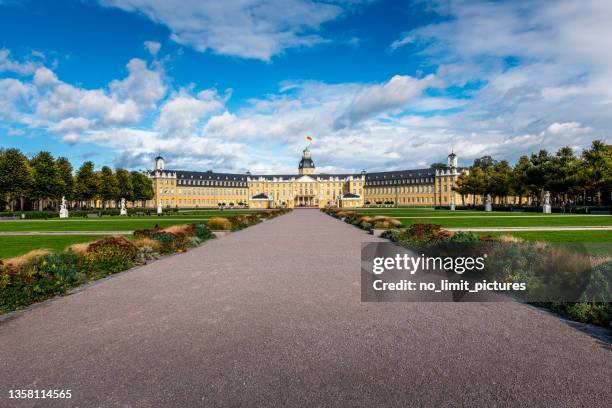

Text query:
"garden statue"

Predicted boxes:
[[485, 194, 492, 212], [120, 198, 127, 216], [157, 199, 163, 215], [543, 191, 552, 213], [59, 196, 69, 218], [450, 196, 456, 211]]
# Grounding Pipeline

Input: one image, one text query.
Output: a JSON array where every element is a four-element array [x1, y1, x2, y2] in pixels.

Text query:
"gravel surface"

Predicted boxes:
[[1, 209, 610, 407]]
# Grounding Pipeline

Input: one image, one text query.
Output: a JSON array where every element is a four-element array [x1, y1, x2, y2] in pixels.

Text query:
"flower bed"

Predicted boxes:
[[0, 209, 292, 315], [321, 208, 611, 327]]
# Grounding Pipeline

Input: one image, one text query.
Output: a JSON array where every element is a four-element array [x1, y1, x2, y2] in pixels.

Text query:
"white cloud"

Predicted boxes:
[[109, 58, 166, 108], [0, 48, 39, 75], [335, 74, 438, 127], [144, 40, 161, 56], [157, 88, 226, 137], [97, 0, 353, 60], [389, 35, 413, 51]]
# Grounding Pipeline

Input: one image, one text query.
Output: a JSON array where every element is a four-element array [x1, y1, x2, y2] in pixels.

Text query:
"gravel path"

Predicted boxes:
[[1, 209, 610, 407]]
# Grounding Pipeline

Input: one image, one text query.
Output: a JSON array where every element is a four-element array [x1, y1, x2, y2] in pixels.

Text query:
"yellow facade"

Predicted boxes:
[[147, 150, 467, 210]]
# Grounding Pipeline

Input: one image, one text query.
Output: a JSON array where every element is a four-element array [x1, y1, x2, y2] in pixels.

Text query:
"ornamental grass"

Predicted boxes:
[[207, 217, 232, 230]]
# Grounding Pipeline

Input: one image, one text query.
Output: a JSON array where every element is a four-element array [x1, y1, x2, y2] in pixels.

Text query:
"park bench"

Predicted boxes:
[[0, 215, 21, 220], [590, 210, 610, 215], [511, 208, 525, 212], [87, 213, 100, 218]]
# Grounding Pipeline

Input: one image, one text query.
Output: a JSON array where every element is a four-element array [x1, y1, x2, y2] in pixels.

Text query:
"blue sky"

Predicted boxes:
[[0, 0, 610, 174]]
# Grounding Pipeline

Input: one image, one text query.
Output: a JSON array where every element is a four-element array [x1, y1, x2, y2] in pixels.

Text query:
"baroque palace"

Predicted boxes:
[[147, 148, 464, 209]]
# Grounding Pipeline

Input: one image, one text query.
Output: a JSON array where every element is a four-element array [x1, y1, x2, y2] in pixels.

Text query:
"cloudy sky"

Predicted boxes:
[[0, 0, 610, 174]]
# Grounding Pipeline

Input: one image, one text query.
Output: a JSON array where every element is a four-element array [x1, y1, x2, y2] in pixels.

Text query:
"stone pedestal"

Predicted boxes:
[[485, 203, 492, 212], [543, 204, 551, 214], [59, 208, 69, 218], [157, 205, 162, 215]]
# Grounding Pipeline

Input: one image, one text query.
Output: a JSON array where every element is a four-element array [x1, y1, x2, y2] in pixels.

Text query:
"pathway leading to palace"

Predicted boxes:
[[1, 210, 610, 407]]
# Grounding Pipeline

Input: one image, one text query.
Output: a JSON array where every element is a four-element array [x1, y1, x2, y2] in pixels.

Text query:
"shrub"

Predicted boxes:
[[449, 232, 480, 243], [150, 232, 179, 253], [195, 224, 214, 240], [580, 260, 612, 303], [85, 236, 138, 275], [135, 246, 161, 263], [550, 302, 612, 327], [207, 217, 232, 230], [403, 223, 453, 243], [0, 251, 83, 313], [360, 222, 373, 231], [381, 229, 403, 242], [186, 236, 202, 248], [228, 215, 250, 231]]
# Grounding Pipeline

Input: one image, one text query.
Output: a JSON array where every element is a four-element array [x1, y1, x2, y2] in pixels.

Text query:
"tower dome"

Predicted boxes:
[[298, 147, 315, 175], [155, 155, 165, 171], [447, 151, 458, 168]]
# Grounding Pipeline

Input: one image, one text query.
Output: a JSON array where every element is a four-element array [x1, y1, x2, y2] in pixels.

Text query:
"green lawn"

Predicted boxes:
[[479, 231, 612, 256], [0, 235, 115, 259], [347, 208, 612, 228], [397, 216, 612, 228], [0, 211, 261, 232]]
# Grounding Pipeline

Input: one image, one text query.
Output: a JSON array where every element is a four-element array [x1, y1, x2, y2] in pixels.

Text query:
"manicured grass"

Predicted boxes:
[[0, 211, 260, 232], [482, 230, 612, 243], [0, 235, 115, 259], [346, 208, 612, 227], [398, 216, 612, 228], [480, 231, 612, 255]]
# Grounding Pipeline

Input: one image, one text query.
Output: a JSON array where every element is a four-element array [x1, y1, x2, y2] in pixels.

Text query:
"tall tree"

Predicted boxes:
[[98, 166, 119, 209], [511, 156, 531, 205], [581, 140, 612, 205], [30, 151, 63, 210], [547, 147, 579, 202], [130, 171, 154, 207], [0, 148, 33, 210], [490, 160, 512, 203], [525, 149, 552, 204], [74, 161, 100, 208], [56, 157, 74, 202], [115, 169, 133, 204]]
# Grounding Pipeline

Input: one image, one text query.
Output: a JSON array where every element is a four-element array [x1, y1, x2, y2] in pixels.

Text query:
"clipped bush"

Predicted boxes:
[[207, 217, 232, 230]]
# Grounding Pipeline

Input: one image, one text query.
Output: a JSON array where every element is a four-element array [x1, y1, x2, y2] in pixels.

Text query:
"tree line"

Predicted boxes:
[[0, 148, 154, 211], [450, 140, 611, 206]]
